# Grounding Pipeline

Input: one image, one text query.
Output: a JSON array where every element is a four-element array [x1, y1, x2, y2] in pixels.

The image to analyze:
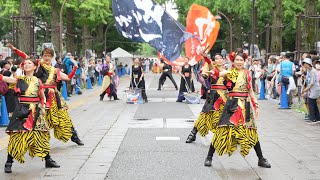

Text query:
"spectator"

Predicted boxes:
[[0, 54, 3, 61], [75, 57, 82, 93], [145, 58, 150, 73], [95, 59, 102, 80], [88, 57, 96, 85], [302, 58, 320, 123], [5, 57, 14, 70], [63, 53, 74, 74], [266, 57, 275, 96], [63, 53, 74, 96], [80, 62, 87, 89], [278, 53, 296, 106], [252, 58, 262, 93], [54, 56, 66, 91], [311, 56, 319, 67], [272, 56, 281, 99], [14, 59, 23, 76]]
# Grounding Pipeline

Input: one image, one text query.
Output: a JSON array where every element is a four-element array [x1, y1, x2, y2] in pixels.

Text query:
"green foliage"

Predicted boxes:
[[174, 0, 312, 52]]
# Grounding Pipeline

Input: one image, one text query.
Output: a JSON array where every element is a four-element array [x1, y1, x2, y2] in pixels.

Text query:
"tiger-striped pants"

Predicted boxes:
[[7, 131, 50, 163], [195, 105, 224, 137], [212, 125, 259, 157], [46, 99, 73, 143]]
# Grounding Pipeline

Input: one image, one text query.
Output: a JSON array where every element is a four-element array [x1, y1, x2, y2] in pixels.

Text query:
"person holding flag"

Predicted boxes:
[[157, 58, 178, 91]]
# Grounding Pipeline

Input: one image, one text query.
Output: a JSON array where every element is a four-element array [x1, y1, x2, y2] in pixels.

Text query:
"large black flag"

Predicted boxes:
[[112, 0, 192, 61]]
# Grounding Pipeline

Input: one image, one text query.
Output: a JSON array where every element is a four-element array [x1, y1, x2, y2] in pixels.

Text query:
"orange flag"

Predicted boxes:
[[185, 4, 220, 65]]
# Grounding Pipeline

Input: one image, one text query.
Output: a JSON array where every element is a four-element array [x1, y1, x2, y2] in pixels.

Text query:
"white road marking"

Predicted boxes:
[[156, 136, 180, 141]]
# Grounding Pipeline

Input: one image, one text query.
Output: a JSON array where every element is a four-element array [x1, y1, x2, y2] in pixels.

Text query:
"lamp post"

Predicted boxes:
[[59, 0, 68, 56], [215, 11, 233, 52], [104, 22, 115, 55], [251, 0, 255, 57]]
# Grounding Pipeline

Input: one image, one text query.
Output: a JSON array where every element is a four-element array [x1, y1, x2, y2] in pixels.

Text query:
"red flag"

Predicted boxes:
[[185, 4, 220, 65], [157, 52, 185, 66]]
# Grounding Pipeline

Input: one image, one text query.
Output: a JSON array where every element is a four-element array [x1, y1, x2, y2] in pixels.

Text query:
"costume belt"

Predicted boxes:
[[211, 85, 227, 90], [19, 97, 40, 103], [228, 92, 249, 97], [42, 85, 56, 89]]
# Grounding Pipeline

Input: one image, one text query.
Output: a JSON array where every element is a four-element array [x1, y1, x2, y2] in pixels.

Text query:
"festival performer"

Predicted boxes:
[[8, 44, 84, 146], [210, 50, 271, 168], [176, 57, 195, 102], [157, 59, 178, 90], [2, 58, 60, 173], [100, 55, 119, 101], [130, 57, 148, 103], [184, 54, 228, 166]]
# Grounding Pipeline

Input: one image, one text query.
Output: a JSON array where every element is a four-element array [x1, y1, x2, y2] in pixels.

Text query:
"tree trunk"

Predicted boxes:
[[270, 0, 282, 53], [302, 0, 318, 50], [82, 25, 91, 56], [95, 24, 104, 57], [50, 0, 60, 54], [18, 0, 32, 54], [66, 8, 76, 55]]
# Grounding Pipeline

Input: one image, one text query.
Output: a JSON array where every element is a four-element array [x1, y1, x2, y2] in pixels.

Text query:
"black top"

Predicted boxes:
[[132, 65, 143, 80], [163, 64, 172, 73], [182, 65, 192, 75]]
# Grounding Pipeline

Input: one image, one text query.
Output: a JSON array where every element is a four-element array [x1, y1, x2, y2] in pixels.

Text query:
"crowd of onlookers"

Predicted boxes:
[[249, 50, 320, 123]]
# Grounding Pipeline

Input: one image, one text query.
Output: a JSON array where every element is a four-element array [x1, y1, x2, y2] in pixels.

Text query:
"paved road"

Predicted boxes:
[[0, 73, 320, 180]]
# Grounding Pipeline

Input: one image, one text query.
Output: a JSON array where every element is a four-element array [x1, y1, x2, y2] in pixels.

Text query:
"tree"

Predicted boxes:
[[18, 0, 33, 54], [49, 0, 60, 52], [66, 7, 76, 54], [303, 0, 318, 50], [271, 0, 283, 53]]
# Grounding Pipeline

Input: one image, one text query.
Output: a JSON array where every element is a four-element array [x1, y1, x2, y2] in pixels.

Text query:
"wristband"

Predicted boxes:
[[67, 66, 77, 79], [0, 74, 3, 81]]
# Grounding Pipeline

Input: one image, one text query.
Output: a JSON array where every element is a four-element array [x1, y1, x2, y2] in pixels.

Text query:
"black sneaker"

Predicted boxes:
[[71, 137, 84, 146], [45, 158, 60, 168], [204, 156, 212, 167], [258, 157, 271, 168], [4, 163, 12, 173]]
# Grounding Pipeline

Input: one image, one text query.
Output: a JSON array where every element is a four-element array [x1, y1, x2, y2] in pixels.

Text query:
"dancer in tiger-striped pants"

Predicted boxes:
[[10, 45, 84, 146], [185, 54, 226, 144], [1, 59, 60, 173], [209, 50, 271, 168], [185, 54, 229, 166]]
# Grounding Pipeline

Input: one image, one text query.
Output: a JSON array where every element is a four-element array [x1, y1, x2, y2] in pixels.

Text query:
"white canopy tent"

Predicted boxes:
[[110, 47, 134, 68]]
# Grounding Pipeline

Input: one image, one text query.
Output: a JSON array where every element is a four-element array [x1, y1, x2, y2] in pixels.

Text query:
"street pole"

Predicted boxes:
[[59, 0, 68, 56], [296, 13, 302, 60], [104, 21, 115, 55], [265, 24, 270, 54], [217, 11, 232, 52], [251, 0, 255, 57]]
